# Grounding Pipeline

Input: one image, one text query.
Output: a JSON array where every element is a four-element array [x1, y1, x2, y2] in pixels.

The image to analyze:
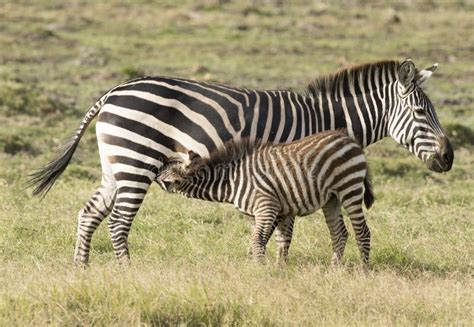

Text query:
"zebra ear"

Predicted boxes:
[[187, 151, 202, 164], [415, 63, 438, 87], [398, 59, 416, 88]]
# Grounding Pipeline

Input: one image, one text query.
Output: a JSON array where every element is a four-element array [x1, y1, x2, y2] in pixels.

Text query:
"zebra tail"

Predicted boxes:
[[363, 168, 374, 209], [27, 94, 108, 197]]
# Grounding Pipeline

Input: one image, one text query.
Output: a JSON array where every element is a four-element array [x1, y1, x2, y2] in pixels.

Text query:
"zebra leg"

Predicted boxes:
[[247, 218, 256, 257], [248, 217, 278, 257], [343, 199, 371, 267], [322, 195, 349, 266], [74, 176, 117, 265], [274, 215, 295, 264], [251, 211, 278, 263], [107, 181, 151, 264]]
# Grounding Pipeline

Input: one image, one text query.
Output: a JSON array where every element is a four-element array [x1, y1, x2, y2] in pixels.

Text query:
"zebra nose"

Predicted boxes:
[[439, 136, 454, 171]]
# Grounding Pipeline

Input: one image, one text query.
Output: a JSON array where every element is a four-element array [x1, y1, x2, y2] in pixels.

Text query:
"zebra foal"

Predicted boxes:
[[158, 130, 374, 265]]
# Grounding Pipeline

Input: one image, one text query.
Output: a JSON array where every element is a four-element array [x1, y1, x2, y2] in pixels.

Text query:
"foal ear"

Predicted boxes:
[[187, 150, 202, 164], [415, 63, 438, 87], [398, 59, 416, 88]]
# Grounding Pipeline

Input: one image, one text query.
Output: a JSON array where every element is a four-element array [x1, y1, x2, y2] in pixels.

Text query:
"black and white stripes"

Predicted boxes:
[[28, 59, 453, 264], [158, 130, 374, 265]]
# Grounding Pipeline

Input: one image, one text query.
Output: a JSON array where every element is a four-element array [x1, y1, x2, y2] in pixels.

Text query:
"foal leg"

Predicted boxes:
[[322, 195, 349, 266], [274, 215, 295, 264], [248, 217, 278, 257], [251, 209, 278, 263], [342, 195, 371, 267]]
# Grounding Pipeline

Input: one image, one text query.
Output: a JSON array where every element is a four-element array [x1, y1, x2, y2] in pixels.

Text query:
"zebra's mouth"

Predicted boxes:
[[157, 180, 172, 192], [426, 154, 449, 173]]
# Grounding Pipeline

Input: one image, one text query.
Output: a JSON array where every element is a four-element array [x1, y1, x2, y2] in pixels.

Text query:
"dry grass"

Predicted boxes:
[[1, 261, 472, 326], [0, 1, 473, 325]]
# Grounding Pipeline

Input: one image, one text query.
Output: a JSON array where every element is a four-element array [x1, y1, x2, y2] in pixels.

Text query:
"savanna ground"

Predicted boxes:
[[0, 1, 473, 325]]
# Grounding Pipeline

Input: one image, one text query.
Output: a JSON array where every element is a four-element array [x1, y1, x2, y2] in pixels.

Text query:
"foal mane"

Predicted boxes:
[[183, 138, 266, 178]]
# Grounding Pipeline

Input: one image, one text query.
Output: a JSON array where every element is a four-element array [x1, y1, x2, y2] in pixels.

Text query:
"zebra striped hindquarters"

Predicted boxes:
[[158, 130, 374, 266]]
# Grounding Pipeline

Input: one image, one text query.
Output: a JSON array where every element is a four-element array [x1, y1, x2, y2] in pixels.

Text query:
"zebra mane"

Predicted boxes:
[[306, 60, 400, 97]]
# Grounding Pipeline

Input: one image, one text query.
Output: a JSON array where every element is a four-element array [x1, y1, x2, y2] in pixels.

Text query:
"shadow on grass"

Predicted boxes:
[[372, 161, 430, 179], [287, 245, 461, 277], [444, 123, 474, 149], [140, 302, 273, 326], [371, 245, 460, 277]]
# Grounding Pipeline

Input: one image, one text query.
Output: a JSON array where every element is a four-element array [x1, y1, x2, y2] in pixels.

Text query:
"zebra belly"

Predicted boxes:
[[274, 188, 321, 217], [279, 203, 320, 218], [295, 203, 320, 217]]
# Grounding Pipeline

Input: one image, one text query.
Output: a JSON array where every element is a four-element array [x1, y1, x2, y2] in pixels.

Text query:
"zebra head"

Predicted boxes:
[[389, 59, 453, 173], [156, 152, 212, 195], [156, 160, 188, 193]]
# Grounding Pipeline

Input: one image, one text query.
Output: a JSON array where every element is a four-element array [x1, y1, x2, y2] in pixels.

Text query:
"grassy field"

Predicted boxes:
[[1, 1, 473, 325]]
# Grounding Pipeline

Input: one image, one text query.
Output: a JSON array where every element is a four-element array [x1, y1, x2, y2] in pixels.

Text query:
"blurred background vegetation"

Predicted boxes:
[[0, 1, 473, 325], [0, 0, 472, 174]]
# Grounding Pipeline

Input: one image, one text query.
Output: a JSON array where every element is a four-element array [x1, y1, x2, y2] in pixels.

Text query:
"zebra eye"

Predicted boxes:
[[174, 179, 185, 188], [413, 107, 424, 115]]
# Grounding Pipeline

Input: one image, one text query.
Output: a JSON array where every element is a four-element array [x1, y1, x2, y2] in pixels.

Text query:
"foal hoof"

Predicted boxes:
[[252, 255, 267, 265], [117, 256, 131, 267], [73, 259, 89, 270]]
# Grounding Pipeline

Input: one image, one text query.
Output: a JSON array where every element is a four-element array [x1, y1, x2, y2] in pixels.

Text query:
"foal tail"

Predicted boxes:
[[363, 168, 374, 209]]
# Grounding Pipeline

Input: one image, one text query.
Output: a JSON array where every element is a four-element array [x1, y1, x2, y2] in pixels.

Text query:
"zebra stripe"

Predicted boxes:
[[28, 59, 453, 264], [158, 130, 374, 265]]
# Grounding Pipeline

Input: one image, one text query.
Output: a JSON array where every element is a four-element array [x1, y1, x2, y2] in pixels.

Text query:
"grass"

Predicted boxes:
[[0, 1, 473, 325]]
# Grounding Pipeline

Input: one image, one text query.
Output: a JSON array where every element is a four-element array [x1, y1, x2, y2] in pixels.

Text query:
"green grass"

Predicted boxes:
[[0, 1, 473, 325]]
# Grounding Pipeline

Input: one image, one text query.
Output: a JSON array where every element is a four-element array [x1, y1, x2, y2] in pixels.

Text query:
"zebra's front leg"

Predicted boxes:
[[108, 182, 150, 264], [247, 218, 256, 257], [247, 217, 278, 258], [274, 215, 295, 264], [74, 180, 116, 265], [322, 195, 349, 266], [251, 210, 278, 263]]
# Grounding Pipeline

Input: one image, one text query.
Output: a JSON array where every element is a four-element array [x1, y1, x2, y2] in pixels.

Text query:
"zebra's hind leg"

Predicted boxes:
[[74, 177, 117, 265], [107, 180, 151, 264], [322, 195, 349, 266], [342, 196, 371, 268], [274, 215, 295, 264]]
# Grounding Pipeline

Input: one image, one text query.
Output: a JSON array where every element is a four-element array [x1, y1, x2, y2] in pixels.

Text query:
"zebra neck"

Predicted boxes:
[[190, 166, 233, 203], [310, 84, 392, 148], [213, 169, 233, 203]]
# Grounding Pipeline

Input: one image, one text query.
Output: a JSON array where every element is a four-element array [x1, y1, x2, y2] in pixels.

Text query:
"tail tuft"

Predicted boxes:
[[27, 136, 79, 197], [27, 92, 109, 198], [363, 168, 374, 209]]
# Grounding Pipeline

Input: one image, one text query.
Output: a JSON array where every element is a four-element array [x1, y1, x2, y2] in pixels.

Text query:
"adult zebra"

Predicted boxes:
[[29, 59, 453, 264]]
